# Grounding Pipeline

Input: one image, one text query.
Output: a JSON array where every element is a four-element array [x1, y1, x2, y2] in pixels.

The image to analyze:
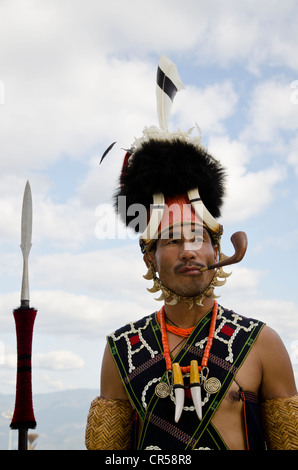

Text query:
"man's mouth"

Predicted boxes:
[[176, 264, 205, 275]]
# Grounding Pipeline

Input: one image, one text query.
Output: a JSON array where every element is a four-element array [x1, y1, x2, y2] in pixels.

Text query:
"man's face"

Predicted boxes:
[[147, 224, 218, 298]]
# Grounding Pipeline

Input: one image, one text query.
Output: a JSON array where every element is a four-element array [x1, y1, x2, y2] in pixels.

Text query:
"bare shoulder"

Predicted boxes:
[[257, 324, 288, 354], [100, 343, 130, 401], [255, 325, 297, 399]]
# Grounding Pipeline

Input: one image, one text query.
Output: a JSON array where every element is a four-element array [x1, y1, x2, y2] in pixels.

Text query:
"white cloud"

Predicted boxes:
[[38, 290, 153, 335], [241, 79, 298, 144], [0, 55, 156, 173], [252, 229, 298, 256], [242, 299, 298, 344], [175, 82, 238, 135], [34, 351, 85, 371], [0, 288, 154, 339], [29, 244, 144, 296], [208, 136, 286, 222], [187, 0, 298, 72], [36, 374, 67, 391], [0, 242, 155, 338], [220, 265, 265, 294], [287, 134, 298, 175], [3, 352, 17, 370], [1, 0, 297, 176], [219, 269, 298, 346], [33, 197, 96, 249], [0, 191, 94, 250], [0, 175, 48, 243], [1, 348, 85, 371]]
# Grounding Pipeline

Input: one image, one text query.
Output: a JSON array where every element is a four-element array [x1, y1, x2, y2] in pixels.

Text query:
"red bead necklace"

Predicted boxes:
[[157, 301, 218, 374]]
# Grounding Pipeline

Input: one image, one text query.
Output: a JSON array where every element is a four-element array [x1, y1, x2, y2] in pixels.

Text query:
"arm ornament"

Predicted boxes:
[[85, 396, 134, 450], [261, 395, 298, 450]]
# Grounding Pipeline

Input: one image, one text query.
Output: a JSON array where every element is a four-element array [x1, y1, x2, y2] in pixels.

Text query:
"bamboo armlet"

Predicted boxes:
[[85, 396, 134, 450], [261, 395, 298, 450]]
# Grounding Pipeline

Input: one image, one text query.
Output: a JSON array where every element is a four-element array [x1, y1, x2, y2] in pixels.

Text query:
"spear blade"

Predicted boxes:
[[20, 181, 32, 307]]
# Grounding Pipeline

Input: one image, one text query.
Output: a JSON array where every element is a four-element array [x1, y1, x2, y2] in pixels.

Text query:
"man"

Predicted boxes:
[[85, 57, 298, 450]]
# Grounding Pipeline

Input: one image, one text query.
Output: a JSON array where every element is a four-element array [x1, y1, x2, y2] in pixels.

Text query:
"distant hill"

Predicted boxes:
[[0, 389, 98, 450]]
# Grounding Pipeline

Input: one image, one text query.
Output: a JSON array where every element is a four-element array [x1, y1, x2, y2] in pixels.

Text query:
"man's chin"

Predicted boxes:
[[169, 286, 205, 299]]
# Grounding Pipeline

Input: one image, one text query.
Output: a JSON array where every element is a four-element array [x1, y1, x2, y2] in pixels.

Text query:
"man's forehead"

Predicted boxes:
[[160, 222, 206, 239]]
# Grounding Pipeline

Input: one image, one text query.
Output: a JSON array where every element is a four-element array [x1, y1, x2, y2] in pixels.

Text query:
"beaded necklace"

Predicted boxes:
[[157, 300, 218, 374], [157, 310, 195, 337], [155, 301, 220, 421]]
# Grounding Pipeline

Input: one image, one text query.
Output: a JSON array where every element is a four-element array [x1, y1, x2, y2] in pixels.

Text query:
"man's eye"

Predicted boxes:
[[168, 238, 180, 245]]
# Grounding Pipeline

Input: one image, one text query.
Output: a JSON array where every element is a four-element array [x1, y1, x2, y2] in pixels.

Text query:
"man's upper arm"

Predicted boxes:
[[100, 343, 130, 400], [259, 325, 297, 400]]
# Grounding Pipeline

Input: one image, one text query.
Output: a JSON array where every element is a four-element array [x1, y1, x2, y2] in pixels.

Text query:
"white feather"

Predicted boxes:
[[156, 55, 184, 131]]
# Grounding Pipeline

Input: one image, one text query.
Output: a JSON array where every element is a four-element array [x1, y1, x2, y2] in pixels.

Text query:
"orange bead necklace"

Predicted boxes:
[[157, 311, 195, 338], [157, 300, 218, 374]]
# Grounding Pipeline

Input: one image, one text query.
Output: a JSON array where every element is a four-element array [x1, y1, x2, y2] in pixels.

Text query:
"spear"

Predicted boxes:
[[10, 181, 37, 450]]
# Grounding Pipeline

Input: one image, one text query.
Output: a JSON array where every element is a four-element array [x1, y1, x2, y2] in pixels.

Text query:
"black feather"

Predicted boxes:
[[100, 142, 117, 164]]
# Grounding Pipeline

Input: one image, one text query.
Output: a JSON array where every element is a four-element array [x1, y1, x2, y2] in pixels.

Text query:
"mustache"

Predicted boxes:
[[174, 261, 205, 273]]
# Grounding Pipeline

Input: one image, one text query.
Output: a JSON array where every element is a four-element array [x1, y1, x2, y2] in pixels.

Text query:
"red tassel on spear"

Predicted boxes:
[[10, 181, 37, 450]]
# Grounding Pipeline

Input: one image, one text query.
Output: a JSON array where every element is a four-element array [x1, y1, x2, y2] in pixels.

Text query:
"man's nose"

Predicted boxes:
[[179, 240, 202, 260], [182, 239, 203, 253]]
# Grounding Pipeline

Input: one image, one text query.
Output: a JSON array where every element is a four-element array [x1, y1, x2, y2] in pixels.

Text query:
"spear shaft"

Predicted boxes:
[[10, 181, 37, 450]]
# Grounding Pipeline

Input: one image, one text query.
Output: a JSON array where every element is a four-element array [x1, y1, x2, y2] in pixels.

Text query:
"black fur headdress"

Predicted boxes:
[[114, 137, 226, 231]]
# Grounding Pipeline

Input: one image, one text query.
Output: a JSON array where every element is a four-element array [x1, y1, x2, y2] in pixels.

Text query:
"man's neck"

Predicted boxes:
[[163, 297, 214, 329]]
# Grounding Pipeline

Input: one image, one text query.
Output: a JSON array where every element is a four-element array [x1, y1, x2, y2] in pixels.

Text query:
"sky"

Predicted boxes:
[[0, 0, 298, 400]]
